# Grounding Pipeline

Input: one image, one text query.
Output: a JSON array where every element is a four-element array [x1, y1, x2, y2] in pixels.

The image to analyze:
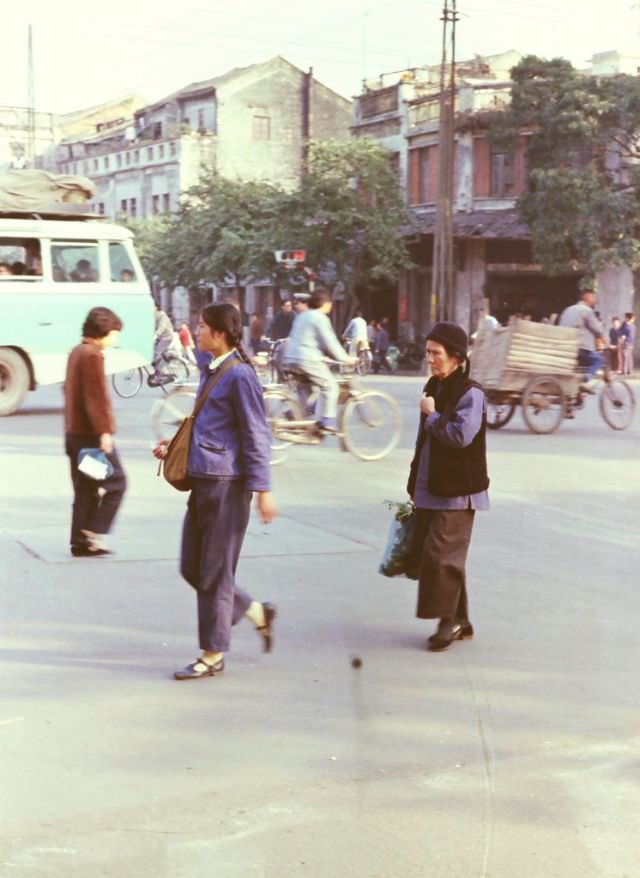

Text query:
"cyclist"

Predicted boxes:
[[342, 308, 369, 357], [558, 282, 605, 389], [284, 287, 357, 434], [149, 304, 175, 386]]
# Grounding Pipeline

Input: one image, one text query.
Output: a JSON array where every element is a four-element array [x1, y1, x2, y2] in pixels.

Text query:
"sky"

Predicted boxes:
[[2, 0, 640, 115]]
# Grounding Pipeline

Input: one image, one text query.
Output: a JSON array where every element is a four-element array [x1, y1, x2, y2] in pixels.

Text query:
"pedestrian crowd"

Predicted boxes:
[[63, 293, 490, 676]]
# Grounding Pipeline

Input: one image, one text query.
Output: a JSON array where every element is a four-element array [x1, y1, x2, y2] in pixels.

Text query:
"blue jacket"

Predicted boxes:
[[188, 350, 272, 492]]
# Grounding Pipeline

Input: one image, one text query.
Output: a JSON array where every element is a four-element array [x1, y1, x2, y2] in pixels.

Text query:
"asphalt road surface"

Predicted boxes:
[[1, 375, 639, 878]]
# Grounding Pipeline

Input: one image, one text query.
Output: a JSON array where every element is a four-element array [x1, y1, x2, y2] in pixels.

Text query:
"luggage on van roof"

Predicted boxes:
[[0, 169, 96, 215]]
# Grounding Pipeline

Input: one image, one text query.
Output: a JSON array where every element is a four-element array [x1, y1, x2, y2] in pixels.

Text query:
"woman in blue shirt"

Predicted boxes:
[[154, 304, 278, 679], [407, 322, 489, 652]]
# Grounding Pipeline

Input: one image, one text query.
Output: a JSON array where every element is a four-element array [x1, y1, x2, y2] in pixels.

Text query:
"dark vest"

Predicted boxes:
[[407, 368, 489, 499]]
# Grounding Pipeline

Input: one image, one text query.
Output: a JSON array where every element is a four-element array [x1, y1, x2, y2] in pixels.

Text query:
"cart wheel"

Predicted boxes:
[[521, 376, 565, 434], [598, 378, 636, 430], [486, 399, 516, 430]]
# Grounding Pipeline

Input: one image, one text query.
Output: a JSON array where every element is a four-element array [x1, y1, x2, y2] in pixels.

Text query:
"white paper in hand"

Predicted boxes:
[[78, 451, 110, 481]]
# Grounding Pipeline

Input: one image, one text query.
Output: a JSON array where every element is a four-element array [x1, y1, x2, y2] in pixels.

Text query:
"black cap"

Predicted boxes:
[[426, 322, 468, 358]]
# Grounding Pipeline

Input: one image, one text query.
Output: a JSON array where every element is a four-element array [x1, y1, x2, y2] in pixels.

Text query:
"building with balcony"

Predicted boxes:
[[353, 49, 638, 339], [55, 56, 351, 222]]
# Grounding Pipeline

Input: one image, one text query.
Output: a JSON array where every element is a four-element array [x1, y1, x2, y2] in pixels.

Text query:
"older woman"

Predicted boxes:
[[154, 303, 278, 679], [407, 322, 490, 652]]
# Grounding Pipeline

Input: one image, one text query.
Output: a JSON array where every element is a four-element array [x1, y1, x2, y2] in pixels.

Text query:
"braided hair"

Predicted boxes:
[[201, 303, 255, 370]]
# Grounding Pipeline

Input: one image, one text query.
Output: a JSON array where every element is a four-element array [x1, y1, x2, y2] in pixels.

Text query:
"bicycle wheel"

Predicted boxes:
[[111, 367, 144, 398], [164, 355, 190, 382], [152, 387, 196, 441], [486, 399, 516, 429], [263, 388, 303, 464], [599, 378, 636, 430], [521, 376, 564, 434], [340, 390, 401, 460], [356, 349, 372, 376]]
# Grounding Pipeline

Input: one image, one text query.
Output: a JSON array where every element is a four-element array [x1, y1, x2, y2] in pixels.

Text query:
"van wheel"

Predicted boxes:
[[0, 348, 30, 416]]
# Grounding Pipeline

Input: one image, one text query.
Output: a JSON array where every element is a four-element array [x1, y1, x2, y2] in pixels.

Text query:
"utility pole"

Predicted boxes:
[[27, 24, 36, 167], [430, 0, 458, 323]]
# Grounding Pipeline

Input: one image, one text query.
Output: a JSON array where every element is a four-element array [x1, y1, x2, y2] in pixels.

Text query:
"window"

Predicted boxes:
[[93, 159, 99, 171], [490, 149, 515, 197], [117, 154, 122, 168], [98, 203, 105, 215], [104, 156, 110, 170], [253, 115, 271, 141], [147, 146, 154, 161], [120, 199, 127, 214], [158, 144, 164, 159], [0, 237, 43, 280], [133, 150, 140, 163], [163, 193, 170, 212], [125, 151, 131, 165], [152, 194, 159, 214], [409, 146, 437, 204], [129, 197, 137, 218], [109, 242, 137, 282], [51, 242, 100, 283], [169, 141, 177, 157]]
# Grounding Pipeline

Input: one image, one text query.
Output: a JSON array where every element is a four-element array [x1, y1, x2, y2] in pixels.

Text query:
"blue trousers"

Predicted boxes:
[[180, 479, 253, 652], [577, 348, 604, 379]]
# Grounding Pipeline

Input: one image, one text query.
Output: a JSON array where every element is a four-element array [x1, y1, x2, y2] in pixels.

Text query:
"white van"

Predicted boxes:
[[0, 211, 155, 415]]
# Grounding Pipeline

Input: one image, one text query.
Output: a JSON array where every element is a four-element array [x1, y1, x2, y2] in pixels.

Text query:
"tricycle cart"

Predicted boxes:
[[470, 318, 635, 433]]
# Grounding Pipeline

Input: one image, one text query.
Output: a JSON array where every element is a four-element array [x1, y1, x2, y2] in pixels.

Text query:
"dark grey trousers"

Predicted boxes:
[[180, 479, 253, 652], [415, 509, 475, 620], [65, 433, 127, 548]]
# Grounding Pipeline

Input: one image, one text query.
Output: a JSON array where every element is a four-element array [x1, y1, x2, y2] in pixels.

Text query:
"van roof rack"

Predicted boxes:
[[0, 205, 104, 221]]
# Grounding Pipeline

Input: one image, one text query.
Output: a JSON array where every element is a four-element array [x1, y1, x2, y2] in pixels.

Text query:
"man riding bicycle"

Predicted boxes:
[[284, 287, 357, 434]]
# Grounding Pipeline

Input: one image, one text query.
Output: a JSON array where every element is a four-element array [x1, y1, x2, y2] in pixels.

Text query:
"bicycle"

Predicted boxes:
[[263, 366, 402, 462], [111, 351, 192, 398]]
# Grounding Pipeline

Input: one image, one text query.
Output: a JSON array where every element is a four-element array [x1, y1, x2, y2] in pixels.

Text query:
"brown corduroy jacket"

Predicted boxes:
[[64, 340, 115, 436]]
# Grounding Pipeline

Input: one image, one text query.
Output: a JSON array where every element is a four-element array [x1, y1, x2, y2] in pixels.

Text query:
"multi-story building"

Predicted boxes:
[[54, 56, 351, 323], [353, 49, 638, 340], [55, 56, 351, 220]]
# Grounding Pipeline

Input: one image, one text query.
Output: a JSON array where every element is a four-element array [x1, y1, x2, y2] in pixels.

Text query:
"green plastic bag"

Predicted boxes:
[[379, 500, 418, 578]]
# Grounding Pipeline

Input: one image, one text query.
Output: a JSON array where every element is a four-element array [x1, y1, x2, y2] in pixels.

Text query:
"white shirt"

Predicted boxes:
[[344, 316, 368, 342]]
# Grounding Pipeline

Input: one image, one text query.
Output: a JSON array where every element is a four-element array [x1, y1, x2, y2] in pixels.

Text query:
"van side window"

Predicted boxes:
[[51, 243, 100, 283], [0, 237, 43, 279], [109, 242, 137, 282]]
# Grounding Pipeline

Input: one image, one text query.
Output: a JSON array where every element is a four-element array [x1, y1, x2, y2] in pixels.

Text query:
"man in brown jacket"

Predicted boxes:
[[64, 307, 127, 556]]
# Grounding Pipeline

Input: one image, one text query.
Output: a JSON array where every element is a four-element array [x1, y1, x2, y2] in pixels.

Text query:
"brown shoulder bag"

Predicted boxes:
[[161, 357, 238, 491]]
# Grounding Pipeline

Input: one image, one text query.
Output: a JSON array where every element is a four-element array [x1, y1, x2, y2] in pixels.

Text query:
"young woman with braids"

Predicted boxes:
[[153, 303, 278, 680]]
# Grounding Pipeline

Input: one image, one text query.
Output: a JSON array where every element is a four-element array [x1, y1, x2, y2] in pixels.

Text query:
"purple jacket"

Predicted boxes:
[[188, 350, 271, 492]]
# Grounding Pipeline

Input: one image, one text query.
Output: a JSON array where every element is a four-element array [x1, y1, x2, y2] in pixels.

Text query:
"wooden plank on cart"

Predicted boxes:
[[471, 318, 580, 391]]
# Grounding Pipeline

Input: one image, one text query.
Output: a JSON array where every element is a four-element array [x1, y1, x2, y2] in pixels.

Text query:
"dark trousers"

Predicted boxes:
[[65, 433, 127, 548], [373, 351, 392, 373], [180, 479, 253, 653], [414, 509, 475, 620]]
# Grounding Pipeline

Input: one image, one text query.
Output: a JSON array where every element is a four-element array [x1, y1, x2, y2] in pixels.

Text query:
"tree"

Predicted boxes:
[[298, 139, 412, 303], [128, 139, 412, 311], [488, 55, 640, 275]]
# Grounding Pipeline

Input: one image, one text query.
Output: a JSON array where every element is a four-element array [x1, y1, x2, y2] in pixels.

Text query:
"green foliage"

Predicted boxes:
[[125, 139, 411, 298], [488, 55, 640, 275]]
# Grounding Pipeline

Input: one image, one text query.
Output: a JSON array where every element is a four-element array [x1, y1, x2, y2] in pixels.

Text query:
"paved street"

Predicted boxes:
[[1, 375, 639, 878]]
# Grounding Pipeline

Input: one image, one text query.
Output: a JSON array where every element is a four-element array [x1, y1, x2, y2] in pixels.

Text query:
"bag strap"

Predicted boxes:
[[191, 354, 239, 421]]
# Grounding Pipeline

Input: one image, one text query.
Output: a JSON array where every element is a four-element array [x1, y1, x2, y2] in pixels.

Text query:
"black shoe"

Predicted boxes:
[[257, 602, 277, 653], [148, 373, 173, 387], [173, 657, 224, 680], [427, 619, 473, 652], [70, 545, 112, 557]]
